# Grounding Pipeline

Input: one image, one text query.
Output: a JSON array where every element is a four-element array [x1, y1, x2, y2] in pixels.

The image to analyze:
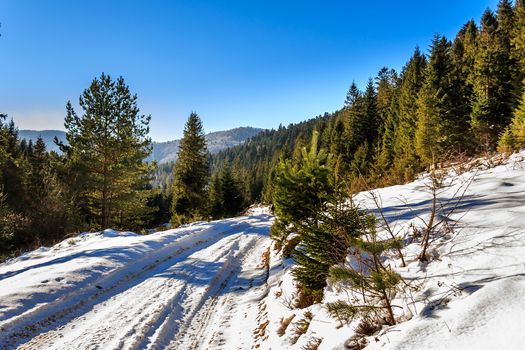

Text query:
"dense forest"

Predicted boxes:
[[211, 0, 525, 204], [2, 0, 525, 261]]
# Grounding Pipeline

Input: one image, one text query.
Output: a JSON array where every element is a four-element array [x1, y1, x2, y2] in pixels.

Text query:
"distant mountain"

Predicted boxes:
[[18, 127, 264, 163], [149, 127, 264, 164], [18, 130, 67, 153]]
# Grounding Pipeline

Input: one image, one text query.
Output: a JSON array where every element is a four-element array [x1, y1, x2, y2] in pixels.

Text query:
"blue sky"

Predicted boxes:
[[0, 0, 499, 141]]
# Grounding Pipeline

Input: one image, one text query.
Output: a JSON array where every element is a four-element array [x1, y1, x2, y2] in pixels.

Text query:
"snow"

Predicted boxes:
[[0, 215, 274, 349], [259, 151, 525, 350], [1, 152, 525, 349]]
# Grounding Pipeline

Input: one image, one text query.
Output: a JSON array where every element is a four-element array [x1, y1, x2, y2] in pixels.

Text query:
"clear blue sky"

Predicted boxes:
[[0, 0, 499, 141]]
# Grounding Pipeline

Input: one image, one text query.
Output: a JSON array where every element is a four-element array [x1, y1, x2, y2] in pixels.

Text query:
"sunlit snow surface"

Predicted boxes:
[[1, 152, 525, 349]]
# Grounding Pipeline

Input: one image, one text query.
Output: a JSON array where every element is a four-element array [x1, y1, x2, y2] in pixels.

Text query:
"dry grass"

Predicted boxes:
[[294, 290, 320, 309], [276, 314, 295, 337], [354, 317, 383, 336], [301, 336, 322, 350], [290, 310, 313, 345]]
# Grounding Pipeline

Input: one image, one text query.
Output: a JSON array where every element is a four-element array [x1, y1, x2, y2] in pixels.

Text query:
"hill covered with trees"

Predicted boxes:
[[3, 0, 525, 264], [211, 0, 525, 205]]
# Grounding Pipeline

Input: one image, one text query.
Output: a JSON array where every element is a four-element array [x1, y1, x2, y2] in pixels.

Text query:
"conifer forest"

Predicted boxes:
[[2, 1, 525, 349]]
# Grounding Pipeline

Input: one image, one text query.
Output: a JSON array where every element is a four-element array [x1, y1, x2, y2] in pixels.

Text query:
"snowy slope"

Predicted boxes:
[[257, 152, 525, 350], [1, 152, 525, 350]]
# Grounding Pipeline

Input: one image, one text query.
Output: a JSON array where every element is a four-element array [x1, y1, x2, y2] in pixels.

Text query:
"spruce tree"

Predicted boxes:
[[343, 79, 378, 176], [219, 165, 244, 217], [272, 132, 334, 301], [344, 82, 360, 108], [512, 0, 525, 88], [60, 73, 153, 229], [171, 112, 209, 225], [392, 47, 426, 177], [375, 67, 399, 173], [471, 7, 516, 149], [415, 35, 468, 164], [499, 88, 525, 151], [27, 138, 73, 242], [208, 164, 244, 219], [375, 67, 398, 140]]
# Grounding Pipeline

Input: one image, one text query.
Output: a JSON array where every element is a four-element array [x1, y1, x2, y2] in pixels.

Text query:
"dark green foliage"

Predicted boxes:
[[208, 164, 244, 219], [391, 47, 427, 178], [327, 218, 401, 325], [471, 6, 518, 149], [290, 193, 366, 300], [512, 0, 525, 85], [171, 112, 209, 225], [499, 87, 525, 151], [59, 73, 154, 230], [0, 115, 77, 258], [344, 81, 361, 107], [376, 67, 400, 172], [271, 132, 378, 302], [272, 132, 333, 300], [415, 35, 471, 164], [25, 138, 76, 242], [211, 114, 333, 205]]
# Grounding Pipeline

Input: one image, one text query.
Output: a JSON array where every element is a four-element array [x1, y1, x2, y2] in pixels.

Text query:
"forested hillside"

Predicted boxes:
[[3, 1, 525, 348], [148, 126, 263, 164], [18, 127, 262, 165], [211, 0, 525, 204], [3, 0, 525, 263]]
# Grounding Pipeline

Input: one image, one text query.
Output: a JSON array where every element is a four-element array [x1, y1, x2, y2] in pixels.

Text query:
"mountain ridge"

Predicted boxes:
[[18, 126, 264, 164]]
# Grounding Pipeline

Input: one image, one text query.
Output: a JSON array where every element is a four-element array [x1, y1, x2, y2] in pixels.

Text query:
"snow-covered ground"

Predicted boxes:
[[0, 209, 274, 349], [1, 152, 525, 349], [260, 151, 525, 350]]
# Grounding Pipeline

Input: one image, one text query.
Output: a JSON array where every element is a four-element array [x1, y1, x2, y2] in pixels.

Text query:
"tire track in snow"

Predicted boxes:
[[2, 220, 255, 350], [122, 235, 246, 350], [170, 233, 271, 350]]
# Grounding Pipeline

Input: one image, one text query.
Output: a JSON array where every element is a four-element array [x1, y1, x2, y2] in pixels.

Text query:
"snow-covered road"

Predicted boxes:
[[0, 211, 273, 350]]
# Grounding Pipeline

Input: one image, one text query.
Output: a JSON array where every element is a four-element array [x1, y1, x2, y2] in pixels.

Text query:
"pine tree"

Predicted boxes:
[[499, 88, 525, 151], [272, 131, 333, 243], [415, 35, 468, 164], [208, 164, 244, 219], [272, 132, 370, 302], [375, 67, 398, 139], [375, 67, 399, 173], [512, 0, 525, 88], [0, 119, 29, 213], [343, 79, 378, 176], [60, 73, 153, 229], [171, 112, 209, 225], [389, 48, 426, 178], [208, 171, 224, 219], [449, 21, 478, 155], [327, 215, 401, 325], [471, 7, 516, 149], [344, 81, 360, 108], [26, 138, 74, 243], [220, 165, 244, 217], [272, 130, 332, 298]]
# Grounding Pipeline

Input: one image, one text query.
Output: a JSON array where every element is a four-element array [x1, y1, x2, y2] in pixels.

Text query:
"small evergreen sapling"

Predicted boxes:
[[327, 214, 402, 326]]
